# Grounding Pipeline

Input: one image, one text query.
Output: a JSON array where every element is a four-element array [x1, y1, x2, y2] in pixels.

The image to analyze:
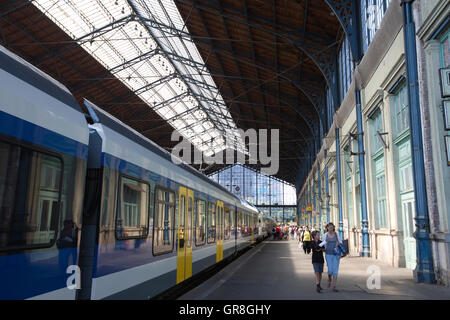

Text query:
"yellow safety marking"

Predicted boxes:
[[176, 186, 186, 284], [185, 188, 194, 280]]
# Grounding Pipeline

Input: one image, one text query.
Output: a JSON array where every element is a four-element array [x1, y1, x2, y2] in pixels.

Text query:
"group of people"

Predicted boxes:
[[271, 224, 296, 240], [298, 223, 345, 293], [270, 222, 345, 293]]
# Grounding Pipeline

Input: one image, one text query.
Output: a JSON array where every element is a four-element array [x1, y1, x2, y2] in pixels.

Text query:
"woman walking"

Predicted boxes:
[[320, 223, 343, 292], [301, 226, 312, 254]]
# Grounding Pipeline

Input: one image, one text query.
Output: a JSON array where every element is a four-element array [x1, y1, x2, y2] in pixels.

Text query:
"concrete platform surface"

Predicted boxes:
[[178, 238, 450, 300]]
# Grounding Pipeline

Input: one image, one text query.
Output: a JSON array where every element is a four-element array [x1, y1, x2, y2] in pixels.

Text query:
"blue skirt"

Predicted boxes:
[[325, 254, 340, 276]]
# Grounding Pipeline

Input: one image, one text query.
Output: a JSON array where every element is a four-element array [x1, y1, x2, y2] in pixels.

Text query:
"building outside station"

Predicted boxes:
[[209, 164, 297, 224]]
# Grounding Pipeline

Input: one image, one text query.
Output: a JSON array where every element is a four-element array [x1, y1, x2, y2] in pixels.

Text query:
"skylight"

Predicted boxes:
[[33, 0, 247, 156]]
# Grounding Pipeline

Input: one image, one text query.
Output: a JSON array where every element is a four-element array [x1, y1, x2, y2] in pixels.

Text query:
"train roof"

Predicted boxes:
[[238, 198, 258, 213], [0, 45, 83, 114], [0, 45, 89, 148], [85, 99, 258, 213]]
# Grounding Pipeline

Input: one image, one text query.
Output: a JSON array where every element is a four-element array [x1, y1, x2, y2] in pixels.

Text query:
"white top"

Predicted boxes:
[[319, 232, 343, 247]]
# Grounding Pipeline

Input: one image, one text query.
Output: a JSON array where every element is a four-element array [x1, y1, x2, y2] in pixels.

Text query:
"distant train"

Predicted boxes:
[[0, 45, 276, 299]]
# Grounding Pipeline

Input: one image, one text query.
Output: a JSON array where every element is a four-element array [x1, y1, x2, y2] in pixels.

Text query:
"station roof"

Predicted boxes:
[[0, 0, 345, 185]]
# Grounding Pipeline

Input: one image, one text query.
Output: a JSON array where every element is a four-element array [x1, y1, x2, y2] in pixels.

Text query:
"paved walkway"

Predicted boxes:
[[179, 238, 450, 300]]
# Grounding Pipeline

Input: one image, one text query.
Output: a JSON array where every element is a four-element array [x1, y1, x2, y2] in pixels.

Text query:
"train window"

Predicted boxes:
[[207, 202, 216, 243], [153, 188, 175, 255], [116, 176, 149, 239], [230, 209, 235, 236], [0, 141, 63, 250], [218, 206, 223, 241], [224, 208, 230, 240], [237, 210, 242, 235], [187, 197, 193, 248], [195, 199, 206, 246], [245, 213, 249, 235]]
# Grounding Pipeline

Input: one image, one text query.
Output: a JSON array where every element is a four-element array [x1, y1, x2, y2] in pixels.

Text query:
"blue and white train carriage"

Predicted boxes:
[[80, 101, 265, 299], [0, 45, 89, 299], [0, 45, 274, 300]]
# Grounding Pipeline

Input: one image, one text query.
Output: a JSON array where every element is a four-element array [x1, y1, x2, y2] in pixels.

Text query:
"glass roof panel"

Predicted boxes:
[[33, 0, 246, 157]]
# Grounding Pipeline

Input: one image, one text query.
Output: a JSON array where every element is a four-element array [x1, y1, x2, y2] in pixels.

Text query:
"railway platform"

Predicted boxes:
[[178, 238, 450, 300]]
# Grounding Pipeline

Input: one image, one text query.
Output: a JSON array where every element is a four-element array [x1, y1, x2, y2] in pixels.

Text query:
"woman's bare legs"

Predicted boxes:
[[332, 275, 338, 292]]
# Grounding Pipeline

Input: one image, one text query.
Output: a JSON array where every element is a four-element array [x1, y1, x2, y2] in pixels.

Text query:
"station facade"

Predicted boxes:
[[298, 0, 450, 285]]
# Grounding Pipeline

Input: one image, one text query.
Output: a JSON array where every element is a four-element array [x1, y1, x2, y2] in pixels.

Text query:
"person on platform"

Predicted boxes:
[[298, 226, 304, 244], [276, 225, 281, 240], [319, 222, 343, 292], [301, 226, 312, 254], [311, 230, 325, 293]]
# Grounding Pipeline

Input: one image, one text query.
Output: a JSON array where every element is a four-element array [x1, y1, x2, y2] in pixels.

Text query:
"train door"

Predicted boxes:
[[216, 200, 224, 262], [176, 186, 194, 284]]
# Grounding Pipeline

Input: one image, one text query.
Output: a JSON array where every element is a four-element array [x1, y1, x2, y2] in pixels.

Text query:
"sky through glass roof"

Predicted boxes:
[[33, 0, 247, 157]]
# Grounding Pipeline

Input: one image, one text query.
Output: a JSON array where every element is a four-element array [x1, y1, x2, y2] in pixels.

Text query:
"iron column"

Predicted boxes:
[[355, 89, 370, 257], [325, 161, 330, 224], [318, 166, 322, 235], [336, 127, 344, 240], [313, 176, 316, 229], [401, 0, 435, 283], [308, 179, 311, 227]]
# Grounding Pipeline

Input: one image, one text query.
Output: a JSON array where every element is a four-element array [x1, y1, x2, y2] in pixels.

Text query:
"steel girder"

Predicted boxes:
[[243, 0, 270, 129], [324, 0, 362, 63], [199, 0, 261, 133], [0, 11, 122, 113], [70, 48, 159, 94], [225, 78, 318, 146], [127, 0, 235, 142], [134, 10, 325, 122], [175, 0, 337, 107], [193, 0, 313, 166], [190, 1, 264, 141], [30, 14, 136, 68], [108, 73, 178, 103]]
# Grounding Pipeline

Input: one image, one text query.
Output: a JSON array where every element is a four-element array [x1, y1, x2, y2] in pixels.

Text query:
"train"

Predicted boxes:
[[0, 44, 276, 300]]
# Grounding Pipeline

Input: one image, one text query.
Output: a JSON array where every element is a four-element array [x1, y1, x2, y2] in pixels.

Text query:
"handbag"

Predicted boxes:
[[333, 245, 344, 257], [334, 242, 347, 257], [330, 233, 347, 257]]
